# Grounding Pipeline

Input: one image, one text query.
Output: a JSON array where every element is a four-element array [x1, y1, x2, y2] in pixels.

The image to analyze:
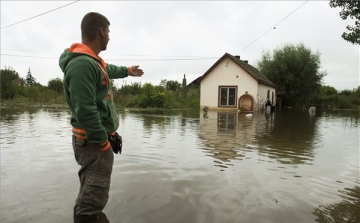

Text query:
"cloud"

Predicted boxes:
[[1, 1, 358, 90]]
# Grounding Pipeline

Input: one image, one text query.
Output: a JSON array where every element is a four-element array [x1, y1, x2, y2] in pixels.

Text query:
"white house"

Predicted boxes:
[[199, 53, 276, 112]]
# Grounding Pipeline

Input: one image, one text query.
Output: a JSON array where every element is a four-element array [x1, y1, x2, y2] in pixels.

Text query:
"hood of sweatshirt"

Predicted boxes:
[[59, 43, 106, 72]]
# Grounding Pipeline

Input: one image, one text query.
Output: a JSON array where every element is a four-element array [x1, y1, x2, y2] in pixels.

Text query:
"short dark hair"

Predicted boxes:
[[81, 12, 110, 41]]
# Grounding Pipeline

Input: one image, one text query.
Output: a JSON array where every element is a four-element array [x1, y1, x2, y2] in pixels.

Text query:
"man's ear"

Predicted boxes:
[[99, 27, 105, 37]]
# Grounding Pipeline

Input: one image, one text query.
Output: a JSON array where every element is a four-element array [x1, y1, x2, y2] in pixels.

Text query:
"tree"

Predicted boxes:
[[0, 66, 21, 100], [320, 85, 338, 96], [25, 68, 36, 86], [330, 0, 360, 45], [48, 77, 64, 94], [257, 43, 326, 108], [316, 85, 339, 109], [160, 79, 181, 91]]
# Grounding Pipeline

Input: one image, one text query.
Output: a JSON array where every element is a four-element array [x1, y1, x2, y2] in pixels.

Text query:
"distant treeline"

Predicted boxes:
[[0, 67, 200, 109], [315, 85, 360, 110], [1, 67, 359, 110]]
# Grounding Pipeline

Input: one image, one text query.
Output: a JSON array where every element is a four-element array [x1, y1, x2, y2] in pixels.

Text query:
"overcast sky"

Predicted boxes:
[[1, 1, 359, 91]]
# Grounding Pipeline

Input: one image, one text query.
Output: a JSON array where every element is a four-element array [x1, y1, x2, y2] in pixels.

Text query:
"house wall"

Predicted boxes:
[[200, 59, 258, 110], [257, 84, 276, 110]]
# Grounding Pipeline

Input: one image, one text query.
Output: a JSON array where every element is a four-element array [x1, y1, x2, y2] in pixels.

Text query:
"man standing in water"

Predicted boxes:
[[59, 12, 144, 222]]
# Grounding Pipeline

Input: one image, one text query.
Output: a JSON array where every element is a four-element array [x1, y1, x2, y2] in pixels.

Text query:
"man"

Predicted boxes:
[[59, 12, 143, 222]]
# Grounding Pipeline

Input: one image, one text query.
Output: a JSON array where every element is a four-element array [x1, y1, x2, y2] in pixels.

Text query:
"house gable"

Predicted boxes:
[[199, 53, 275, 88], [187, 76, 201, 88], [199, 52, 277, 111], [200, 56, 258, 109]]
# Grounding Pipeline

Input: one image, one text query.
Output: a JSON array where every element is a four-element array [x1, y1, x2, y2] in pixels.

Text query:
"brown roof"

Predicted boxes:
[[187, 76, 202, 87], [199, 53, 276, 88]]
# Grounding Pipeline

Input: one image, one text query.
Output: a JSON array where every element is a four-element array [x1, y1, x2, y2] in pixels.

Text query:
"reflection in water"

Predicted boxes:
[[313, 183, 360, 223], [199, 111, 245, 170], [0, 107, 39, 124], [142, 114, 171, 130], [125, 110, 199, 132], [198, 109, 320, 170], [74, 212, 109, 223], [1, 108, 359, 223], [1, 107, 70, 122], [256, 109, 318, 165], [217, 112, 237, 134]]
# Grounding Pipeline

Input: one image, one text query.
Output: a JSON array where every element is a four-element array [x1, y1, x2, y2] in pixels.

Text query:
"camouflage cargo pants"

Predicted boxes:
[[72, 135, 114, 216]]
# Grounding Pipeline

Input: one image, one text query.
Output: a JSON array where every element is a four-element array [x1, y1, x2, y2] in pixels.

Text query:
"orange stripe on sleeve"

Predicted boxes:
[[100, 141, 110, 152], [72, 127, 86, 139], [72, 127, 85, 133], [73, 134, 86, 140], [127, 67, 132, 75]]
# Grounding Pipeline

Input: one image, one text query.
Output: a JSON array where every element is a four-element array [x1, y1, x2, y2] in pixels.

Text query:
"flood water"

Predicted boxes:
[[0, 107, 359, 223]]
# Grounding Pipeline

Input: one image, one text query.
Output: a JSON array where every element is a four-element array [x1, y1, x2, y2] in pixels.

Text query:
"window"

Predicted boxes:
[[219, 86, 237, 107], [267, 90, 270, 99], [217, 112, 236, 134]]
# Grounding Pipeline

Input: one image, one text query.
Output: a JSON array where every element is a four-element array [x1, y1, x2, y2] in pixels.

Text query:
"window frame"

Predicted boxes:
[[218, 85, 238, 108]]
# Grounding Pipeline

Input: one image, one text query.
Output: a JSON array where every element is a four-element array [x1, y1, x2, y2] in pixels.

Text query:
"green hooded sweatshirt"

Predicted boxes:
[[59, 43, 130, 151]]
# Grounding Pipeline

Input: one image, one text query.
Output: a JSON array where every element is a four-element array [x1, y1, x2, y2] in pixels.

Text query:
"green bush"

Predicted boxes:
[[315, 86, 359, 109], [2, 66, 200, 110], [114, 82, 200, 109]]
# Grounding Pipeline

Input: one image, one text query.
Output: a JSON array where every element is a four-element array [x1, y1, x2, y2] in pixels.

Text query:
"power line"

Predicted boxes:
[[1, 54, 57, 59], [0, 53, 218, 61], [1, 49, 56, 52], [0, 1, 15, 8], [1, 0, 80, 30], [1, 48, 212, 58], [325, 81, 360, 83], [236, 0, 309, 55]]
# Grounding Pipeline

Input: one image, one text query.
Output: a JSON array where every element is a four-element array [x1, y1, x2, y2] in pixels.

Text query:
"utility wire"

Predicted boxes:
[[2, 1, 308, 56], [236, 0, 309, 55], [1, 49, 213, 58], [1, 0, 80, 30], [0, 53, 218, 61], [1, 54, 57, 59], [0, 1, 15, 8]]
